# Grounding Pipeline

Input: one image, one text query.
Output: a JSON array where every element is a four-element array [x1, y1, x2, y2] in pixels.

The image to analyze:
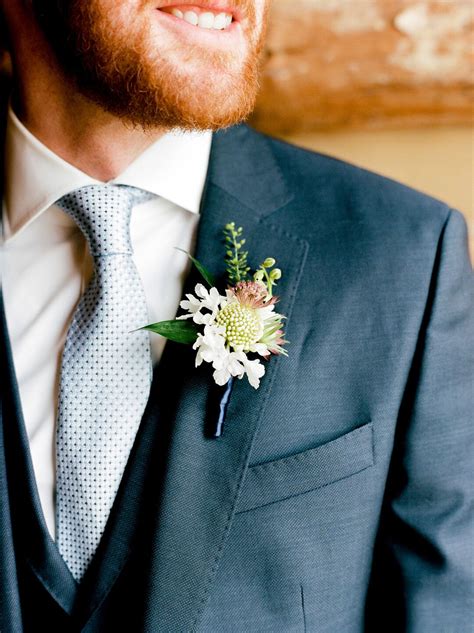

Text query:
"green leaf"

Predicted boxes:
[[175, 248, 216, 287], [140, 320, 199, 344]]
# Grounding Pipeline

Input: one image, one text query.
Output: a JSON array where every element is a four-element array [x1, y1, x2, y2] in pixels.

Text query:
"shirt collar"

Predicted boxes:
[[3, 105, 212, 239]]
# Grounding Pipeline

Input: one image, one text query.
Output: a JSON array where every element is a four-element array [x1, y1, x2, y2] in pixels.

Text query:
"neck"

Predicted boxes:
[[8, 20, 164, 182], [14, 87, 164, 182]]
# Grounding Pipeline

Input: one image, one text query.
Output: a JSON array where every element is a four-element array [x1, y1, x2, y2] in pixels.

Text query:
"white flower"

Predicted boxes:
[[215, 350, 265, 389], [238, 354, 266, 389], [178, 281, 285, 389], [192, 323, 266, 389], [178, 284, 227, 325], [248, 342, 269, 357], [193, 324, 227, 367], [212, 351, 246, 386]]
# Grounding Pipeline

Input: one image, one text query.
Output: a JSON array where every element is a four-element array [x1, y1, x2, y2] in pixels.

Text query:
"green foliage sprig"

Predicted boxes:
[[223, 222, 250, 285]]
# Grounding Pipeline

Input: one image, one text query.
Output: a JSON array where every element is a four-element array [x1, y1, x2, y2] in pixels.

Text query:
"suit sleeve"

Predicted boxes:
[[366, 209, 474, 632]]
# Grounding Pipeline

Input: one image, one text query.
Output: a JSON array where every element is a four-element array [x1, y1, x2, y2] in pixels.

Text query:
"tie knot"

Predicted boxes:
[[57, 185, 153, 257]]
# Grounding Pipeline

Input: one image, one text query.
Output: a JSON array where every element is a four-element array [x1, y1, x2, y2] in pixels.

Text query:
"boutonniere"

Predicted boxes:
[[141, 222, 288, 435]]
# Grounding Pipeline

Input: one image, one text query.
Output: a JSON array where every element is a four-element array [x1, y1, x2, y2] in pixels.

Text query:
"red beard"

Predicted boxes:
[[31, 0, 268, 130]]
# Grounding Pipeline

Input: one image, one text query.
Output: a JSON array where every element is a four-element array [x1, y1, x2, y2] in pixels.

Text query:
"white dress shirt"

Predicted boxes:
[[1, 106, 212, 538]]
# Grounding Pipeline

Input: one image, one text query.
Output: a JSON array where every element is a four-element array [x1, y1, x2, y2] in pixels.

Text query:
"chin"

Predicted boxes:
[[103, 57, 260, 131]]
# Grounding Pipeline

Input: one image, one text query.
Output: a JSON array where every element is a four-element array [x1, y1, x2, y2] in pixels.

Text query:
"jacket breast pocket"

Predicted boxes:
[[235, 421, 374, 514]]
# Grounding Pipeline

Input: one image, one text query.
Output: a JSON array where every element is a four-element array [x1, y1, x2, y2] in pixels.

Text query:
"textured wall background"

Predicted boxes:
[[252, 0, 473, 133]]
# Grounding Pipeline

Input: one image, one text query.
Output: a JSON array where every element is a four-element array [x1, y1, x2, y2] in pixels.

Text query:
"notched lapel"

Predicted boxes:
[[140, 127, 308, 632]]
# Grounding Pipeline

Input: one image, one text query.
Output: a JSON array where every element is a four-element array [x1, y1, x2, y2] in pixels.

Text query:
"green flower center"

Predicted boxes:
[[215, 302, 263, 350]]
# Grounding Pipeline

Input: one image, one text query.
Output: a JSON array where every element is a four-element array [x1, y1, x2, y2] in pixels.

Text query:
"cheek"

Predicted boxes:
[[97, 0, 142, 12], [95, 2, 153, 50], [94, 0, 148, 30]]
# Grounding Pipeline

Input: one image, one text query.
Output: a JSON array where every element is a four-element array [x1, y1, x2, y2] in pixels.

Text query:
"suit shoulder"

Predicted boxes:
[[249, 126, 453, 230]]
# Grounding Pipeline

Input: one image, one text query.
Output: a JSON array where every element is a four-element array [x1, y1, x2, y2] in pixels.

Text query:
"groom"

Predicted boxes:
[[1, 1, 472, 631]]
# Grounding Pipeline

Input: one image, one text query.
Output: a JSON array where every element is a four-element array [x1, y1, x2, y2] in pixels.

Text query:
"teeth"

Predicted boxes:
[[183, 10, 198, 26], [213, 12, 227, 29], [198, 12, 214, 28], [162, 7, 233, 30]]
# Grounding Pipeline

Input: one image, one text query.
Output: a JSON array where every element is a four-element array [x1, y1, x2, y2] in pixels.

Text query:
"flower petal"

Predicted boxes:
[[195, 283, 208, 299], [241, 357, 266, 389], [213, 366, 232, 386], [251, 343, 270, 356]]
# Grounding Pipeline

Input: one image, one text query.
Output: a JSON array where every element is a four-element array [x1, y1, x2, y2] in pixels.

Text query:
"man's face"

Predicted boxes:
[[31, 0, 269, 130]]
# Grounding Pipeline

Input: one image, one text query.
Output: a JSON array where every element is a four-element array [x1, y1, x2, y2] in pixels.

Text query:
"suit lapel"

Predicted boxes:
[[138, 126, 308, 632]]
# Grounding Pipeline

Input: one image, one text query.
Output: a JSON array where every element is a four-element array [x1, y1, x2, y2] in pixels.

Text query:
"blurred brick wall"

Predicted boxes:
[[252, 0, 473, 133]]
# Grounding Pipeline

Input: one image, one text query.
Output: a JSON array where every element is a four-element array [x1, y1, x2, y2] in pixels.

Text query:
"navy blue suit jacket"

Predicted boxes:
[[1, 117, 473, 631]]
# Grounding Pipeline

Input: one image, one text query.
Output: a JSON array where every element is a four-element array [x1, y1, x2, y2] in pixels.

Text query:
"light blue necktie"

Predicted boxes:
[[55, 184, 153, 581]]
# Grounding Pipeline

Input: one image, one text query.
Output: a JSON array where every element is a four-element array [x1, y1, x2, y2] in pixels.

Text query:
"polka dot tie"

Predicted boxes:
[[55, 184, 153, 581]]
